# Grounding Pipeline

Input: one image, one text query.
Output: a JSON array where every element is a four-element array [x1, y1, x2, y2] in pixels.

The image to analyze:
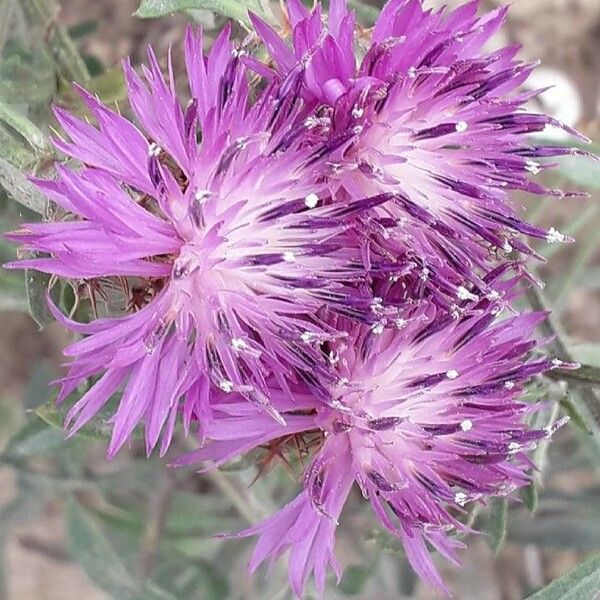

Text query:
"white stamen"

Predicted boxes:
[[352, 105, 364, 119], [328, 162, 343, 175], [551, 358, 564, 368], [508, 441, 521, 454], [148, 142, 161, 157], [231, 338, 248, 351], [460, 419, 473, 432], [372, 322, 385, 335], [420, 267, 430, 281], [236, 136, 249, 150], [525, 160, 541, 174], [455, 121, 468, 133], [301, 331, 316, 343], [457, 286, 479, 302], [282, 251, 296, 263], [371, 297, 384, 313], [395, 318, 407, 329], [454, 492, 468, 506], [487, 291, 501, 301], [337, 377, 349, 387], [304, 193, 319, 208], [304, 116, 318, 129], [352, 125, 364, 135], [503, 241, 513, 253], [504, 381, 515, 390], [446, 369, 459, 380], [219, 380, 234, 393], [194, 189, 211, 202], [328, 351, 339, 366], [407, 66, 417, 79], [546, 227, 566, 244]]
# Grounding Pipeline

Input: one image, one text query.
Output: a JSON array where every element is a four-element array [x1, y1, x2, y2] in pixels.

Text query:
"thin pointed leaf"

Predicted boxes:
[[0, 156, 46, 213], [67, 498, 178, 600], [134, 0, 271, 25], [484, 497, 507, 553], [526, 552, 600, 600]]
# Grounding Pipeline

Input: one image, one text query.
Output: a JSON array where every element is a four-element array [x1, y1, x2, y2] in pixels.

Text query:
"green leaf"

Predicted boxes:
[[521, 402, 562, 512], [2, 417, 64, 460], [348, 0, 379, 25], [526, 552, 600, 600], [35, 393, 123, 441], [192, 561, 230, 600], [547, 364, 600, 387], [134, 0, 272, 26], [67, 498, 178, 600], [0, 156, 46, 213], [0, 100, 50, 154], [25, 269, 61, 329], [339, 564, 371, 595], [23, 360, 55, 410], [484, 497, 508, 553], [555, 146, 600, 191]]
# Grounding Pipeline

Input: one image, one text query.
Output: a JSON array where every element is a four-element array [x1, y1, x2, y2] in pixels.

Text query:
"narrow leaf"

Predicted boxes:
[[526, 552, 600, 600], [0, 100, 50, 154], [0, 156, 46, 213], [485, 497, 508, 553], [67, 499, 178, 600], [135, 0, 271, 25]]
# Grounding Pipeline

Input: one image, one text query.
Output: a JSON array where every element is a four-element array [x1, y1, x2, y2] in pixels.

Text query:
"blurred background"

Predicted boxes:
[[0, 0, 599, 599]]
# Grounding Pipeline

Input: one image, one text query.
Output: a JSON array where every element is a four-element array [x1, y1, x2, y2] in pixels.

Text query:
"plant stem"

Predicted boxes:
[[21, 0, 89, 83]]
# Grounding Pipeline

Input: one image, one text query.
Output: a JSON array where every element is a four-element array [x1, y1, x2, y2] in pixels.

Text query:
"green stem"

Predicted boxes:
[[525, 284, 600, 426], [21, 0, 89, 83]]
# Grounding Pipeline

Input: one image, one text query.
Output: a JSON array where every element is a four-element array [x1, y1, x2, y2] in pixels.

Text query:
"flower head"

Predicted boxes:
[[180, 283, 574, 595], [251, 0, 590, 311], [6, 28, 390, 456]]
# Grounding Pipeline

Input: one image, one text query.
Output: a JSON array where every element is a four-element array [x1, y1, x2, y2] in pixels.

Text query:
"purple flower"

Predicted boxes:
[[6, 27, 387, 457], [178, 282, 575, 596], [250, 0, 591, 312]]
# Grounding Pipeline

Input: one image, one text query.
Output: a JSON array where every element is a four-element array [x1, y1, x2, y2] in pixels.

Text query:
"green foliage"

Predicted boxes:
[[66, 499, 178, 600], [526, 552, 600, 600], [135, 0, 273, 25], [484, 498, 508, 554], [339, 565, 371, 595]]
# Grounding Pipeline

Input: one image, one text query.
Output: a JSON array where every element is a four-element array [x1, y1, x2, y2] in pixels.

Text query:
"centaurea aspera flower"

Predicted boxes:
[[251, 0, 591, 313], [179, 282, 574, 596], [6, 28, 392, 456]]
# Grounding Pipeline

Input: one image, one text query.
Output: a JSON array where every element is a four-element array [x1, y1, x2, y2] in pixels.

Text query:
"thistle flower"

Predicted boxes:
[[178, 283, 575, 596], [250, 0, 592, 312], [6, 28, 390, 457]]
